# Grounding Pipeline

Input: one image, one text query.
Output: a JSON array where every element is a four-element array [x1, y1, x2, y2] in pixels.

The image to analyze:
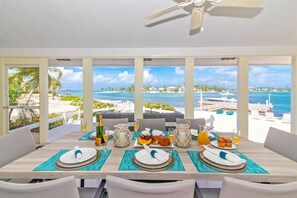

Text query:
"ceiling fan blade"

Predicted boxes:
[[144, 1, 190, 20], [190, 6, 205, 31], [211, 0, 263, 8]]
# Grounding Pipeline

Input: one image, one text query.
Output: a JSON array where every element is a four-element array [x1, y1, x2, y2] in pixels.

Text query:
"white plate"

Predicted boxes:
[[133, 140, 174, 148], [203, 149, 243, 166], [91, 130, 114, 137], [210, 141, 236, 150], [59, 148, 97, 164], [142, 129, 163, 136], [135, 149, 169, 165], [190, 129, 215, 139]]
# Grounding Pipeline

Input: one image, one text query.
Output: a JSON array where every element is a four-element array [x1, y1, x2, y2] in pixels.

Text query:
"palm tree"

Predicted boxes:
[[13, 67, 63, 105], [50, 78, 61, 99]]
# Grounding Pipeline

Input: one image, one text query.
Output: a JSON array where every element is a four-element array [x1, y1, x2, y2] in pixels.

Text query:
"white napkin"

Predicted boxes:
[[203, 145, 246, 164], [74, 146, 83, 162], [142, 128, 163, 136], [143, 144, 167, 162]]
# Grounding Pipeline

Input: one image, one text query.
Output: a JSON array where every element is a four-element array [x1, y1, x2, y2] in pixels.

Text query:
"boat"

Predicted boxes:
[[207, 91, 237, 103]]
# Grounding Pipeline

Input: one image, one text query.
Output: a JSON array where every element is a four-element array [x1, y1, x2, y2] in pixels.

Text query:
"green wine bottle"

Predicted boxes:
[[95, 114, 105, 146]]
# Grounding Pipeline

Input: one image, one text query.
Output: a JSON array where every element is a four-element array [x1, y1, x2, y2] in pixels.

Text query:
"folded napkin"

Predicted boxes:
[[203, 145, 246, 164], [143, 128, 163, 136], [74, 146, 83, 162], [143, 144, 168, 162]]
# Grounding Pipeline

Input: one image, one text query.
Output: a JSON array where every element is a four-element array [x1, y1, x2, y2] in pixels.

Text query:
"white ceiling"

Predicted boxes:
[[0, 0, 297, 49]]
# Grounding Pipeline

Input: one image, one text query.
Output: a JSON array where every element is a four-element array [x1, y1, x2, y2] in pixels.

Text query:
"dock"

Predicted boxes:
[[200, 101, 273, 112]]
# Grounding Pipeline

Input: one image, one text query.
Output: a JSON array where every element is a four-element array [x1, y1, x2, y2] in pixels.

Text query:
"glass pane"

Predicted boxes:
[[194, 60, 238, 132], [143, 59, 185, 118], [92, 64, 135, 115], [8, 66, 39, 106], [48, 65, 83, 129], [248, 62, 291, 143]]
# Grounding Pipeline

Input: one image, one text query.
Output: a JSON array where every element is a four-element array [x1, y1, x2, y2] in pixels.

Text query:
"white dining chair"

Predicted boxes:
[[0, 176, 104, 198], [219, 177, 297, 198], [251, 110, 260, 119], [176, 118, 206, 130], [138, 118, 166, 131], [106, 175, 195, 198], [264, 127, 297, 163], [0, 127, 36, 168], [102, 118, 129, 130], [282, 113, 291, 123], [198, 177, 297, 198]]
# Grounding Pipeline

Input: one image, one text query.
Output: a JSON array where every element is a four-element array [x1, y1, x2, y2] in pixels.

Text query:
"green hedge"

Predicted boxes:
[[144, 102, 175, 111], [93, 101, 114, 109], [60, 96, 82, 102]]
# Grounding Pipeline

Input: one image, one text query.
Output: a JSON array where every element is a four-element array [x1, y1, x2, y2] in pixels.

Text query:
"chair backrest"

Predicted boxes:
[[282, 113, 291, 123], [0, 127, 36, 168], [103, 118, 129, 130], [106, 175, 195, 198], [138, 118, 166, 131], [0, 176, 80, 198], [176, 118, 206, 130], [264, 127, 297, 163], [266, 112, 275, 120], [219, 177, 297, 198]]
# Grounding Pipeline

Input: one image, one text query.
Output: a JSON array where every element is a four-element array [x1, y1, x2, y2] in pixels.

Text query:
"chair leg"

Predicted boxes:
[[95, 179, 106, 198], [194, 183, 204, 198], [80, 179, 85, 187]]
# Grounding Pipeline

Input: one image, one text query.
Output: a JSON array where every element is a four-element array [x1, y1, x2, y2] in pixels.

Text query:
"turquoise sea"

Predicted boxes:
[[60, 90, 291, 117]]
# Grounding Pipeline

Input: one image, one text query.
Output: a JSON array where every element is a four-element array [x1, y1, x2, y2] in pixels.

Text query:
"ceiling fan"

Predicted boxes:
[[145, 0, 263, 31]]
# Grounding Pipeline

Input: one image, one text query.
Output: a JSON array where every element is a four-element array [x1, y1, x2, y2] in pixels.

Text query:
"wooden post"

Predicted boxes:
[[185, 57, 194, 119], [291, 56, 297, 134], [39, 58, 49, 144], [83, 58, 93, 132], [134, 57, 144, 119], [0, 57, 8, 135], [237, 57, 249, 139]]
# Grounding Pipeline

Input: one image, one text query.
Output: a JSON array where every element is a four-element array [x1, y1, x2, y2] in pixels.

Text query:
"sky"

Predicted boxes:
[[56, 65, 291, 90]]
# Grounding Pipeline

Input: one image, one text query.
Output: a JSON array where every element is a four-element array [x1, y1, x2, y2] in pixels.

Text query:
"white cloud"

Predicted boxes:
[[143, 69, 157, 84], [59, 67, 83, 83], [175, 67, 184, 75], [93, 74, 111, 83], [117, 71, 134, 83]]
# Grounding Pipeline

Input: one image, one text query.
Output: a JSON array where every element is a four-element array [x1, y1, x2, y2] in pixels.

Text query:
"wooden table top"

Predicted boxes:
[[1, 131, 297, 183]]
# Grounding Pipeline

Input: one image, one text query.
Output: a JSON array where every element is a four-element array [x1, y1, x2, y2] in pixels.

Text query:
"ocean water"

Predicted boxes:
[[60, 90, 291, 117]]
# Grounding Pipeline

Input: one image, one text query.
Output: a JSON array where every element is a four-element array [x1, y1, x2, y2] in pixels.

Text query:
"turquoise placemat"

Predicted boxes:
[[33, 149, 111, 171], [119, 150, 185, 171], [79, 131, 113, 141], [187, 151, 268, 174], [132, 131, 169, 140]]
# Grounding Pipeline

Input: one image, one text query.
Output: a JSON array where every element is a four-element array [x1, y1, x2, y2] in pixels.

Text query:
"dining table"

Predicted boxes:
[[1, 131, 297, 183]]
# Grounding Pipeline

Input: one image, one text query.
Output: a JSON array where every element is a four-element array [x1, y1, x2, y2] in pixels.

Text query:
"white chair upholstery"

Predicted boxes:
[[282, 113, 291, 123], [102, 118, 129, 130], [219, 177, 297, 198], [0, 176, 79, 198], [264, 127, 297, 163], [176, 118, 206, 130], [106, 175, 195, 198], [138, 118, 166, 131], [0, 176, 102, 198], [0, 127, 36, 168], [251, 110, 260, 119]]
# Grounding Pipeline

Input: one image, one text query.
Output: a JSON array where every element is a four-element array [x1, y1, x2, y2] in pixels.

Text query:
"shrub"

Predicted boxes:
[[144, 102, 175, 111], [60, 96, 82, 102], [93, 101, 114, 109]]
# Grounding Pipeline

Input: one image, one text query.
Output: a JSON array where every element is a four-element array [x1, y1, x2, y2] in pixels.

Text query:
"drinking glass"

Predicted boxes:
[[81, 119, 87, 133], [134, 120, 139, 132], [198, 125, 210, 146], [103, 127, 110, 153], [186, 120, 191, 129], [168, 128, 175, 155], [233, 129, 241, 154]]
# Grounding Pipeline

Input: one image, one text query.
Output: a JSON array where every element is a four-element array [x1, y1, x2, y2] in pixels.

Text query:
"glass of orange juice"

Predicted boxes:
[[81, 119, 87, 133], [103, 127, 110, 153], [134, 120, 139, 132], [168, 128, 175, 155], [233, 129, 241, 154], [198, 125, 210, 146]]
